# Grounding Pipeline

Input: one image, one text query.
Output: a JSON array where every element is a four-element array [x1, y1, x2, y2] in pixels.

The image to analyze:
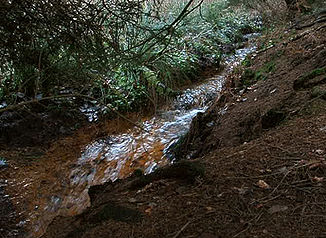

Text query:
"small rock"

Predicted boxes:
[[268, 205, 288, 214], [239, 89, 246, 95], [0, 102, 7, 109], [0, 158, 8, 168], [206, 121, 214, 127]]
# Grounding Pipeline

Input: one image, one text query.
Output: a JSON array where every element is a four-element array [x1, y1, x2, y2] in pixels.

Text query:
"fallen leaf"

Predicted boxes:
[[257, 180, 270, 189], [206, 206, 213, 211], [312, 177, 324, 182], [145, 207, 152, 214]]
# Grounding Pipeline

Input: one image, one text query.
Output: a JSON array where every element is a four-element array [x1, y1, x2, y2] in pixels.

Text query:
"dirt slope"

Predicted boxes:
[[43, 14, 326, 238]]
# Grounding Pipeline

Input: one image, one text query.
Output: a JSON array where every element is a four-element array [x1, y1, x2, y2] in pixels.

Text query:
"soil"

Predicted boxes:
[[1, 12, 326, 238]]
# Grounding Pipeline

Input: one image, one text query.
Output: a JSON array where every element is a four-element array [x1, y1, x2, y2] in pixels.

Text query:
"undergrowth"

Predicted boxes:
[[0, 0, 262, 115]]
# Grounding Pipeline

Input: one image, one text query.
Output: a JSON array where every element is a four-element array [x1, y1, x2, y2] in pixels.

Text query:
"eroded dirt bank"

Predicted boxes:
[[43, 13, 326, 238]]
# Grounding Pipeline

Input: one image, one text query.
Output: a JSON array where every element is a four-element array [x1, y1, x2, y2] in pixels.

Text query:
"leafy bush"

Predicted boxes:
[[0, 0, 262, 114]]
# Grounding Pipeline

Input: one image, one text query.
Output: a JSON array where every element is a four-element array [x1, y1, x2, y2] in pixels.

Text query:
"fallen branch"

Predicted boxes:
[[255, 44, 275, 55]]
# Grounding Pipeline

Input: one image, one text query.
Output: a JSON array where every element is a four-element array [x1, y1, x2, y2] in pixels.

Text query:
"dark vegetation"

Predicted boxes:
[[0, 0, 265, 148], [0, 0, 260, 116]]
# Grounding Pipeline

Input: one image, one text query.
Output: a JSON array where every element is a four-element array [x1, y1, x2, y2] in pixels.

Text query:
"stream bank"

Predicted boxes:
[[0, 33, 258, 237], [43, 12, 326, 238]]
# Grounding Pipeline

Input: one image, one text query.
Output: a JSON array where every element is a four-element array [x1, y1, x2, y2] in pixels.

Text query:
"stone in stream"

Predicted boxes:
[[0, 157, 8, 169]]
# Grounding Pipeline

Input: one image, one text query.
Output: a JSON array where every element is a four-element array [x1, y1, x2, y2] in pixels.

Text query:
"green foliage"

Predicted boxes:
[[293, 67, 326, 90], [0, 0, 262, 114], [301, 67, 326, 80], [242, 56, 253, 67], [241, 60, 276, 87]]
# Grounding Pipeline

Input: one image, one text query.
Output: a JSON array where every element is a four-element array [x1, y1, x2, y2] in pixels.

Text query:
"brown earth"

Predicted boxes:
[[0, 112, 146, 238], [42, 14, 326, 238]]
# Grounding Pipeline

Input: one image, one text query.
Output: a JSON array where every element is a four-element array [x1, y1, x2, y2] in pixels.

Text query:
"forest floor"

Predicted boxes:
[[43, 13, 326, 238], [1, 12, 326, 238]]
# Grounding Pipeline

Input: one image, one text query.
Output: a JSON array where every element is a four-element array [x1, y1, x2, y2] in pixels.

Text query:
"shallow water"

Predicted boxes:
[[22, 36, 258, 237]]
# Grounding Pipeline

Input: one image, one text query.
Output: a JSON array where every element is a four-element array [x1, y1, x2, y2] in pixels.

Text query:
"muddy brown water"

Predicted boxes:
[[5, 35, 258, 238]]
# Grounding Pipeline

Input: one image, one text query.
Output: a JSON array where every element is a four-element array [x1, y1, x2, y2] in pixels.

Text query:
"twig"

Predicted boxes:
[[262, 142, 297, 157], [172, 221, 191, 238], [256, 194, 282, 204], [233, 225, 250, 238]]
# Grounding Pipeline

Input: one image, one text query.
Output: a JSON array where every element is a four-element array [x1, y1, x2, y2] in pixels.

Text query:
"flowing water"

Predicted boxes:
[[19, 35, 258, 237]]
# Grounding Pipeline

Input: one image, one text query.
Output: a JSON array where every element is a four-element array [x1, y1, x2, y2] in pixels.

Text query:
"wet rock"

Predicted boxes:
[[221, 44, 236, 54], [0, 157, 8, 168]]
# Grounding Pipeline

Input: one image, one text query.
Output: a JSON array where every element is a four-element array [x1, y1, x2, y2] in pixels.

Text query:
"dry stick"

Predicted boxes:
[[172, 221, 191, 238], [233, 225, 250, 238], [0, 93, 148, 132], [255, 44, 275, 55]]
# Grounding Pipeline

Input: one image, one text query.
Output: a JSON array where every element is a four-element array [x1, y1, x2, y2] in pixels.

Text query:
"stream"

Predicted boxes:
[[20, 34, 258, 237]]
